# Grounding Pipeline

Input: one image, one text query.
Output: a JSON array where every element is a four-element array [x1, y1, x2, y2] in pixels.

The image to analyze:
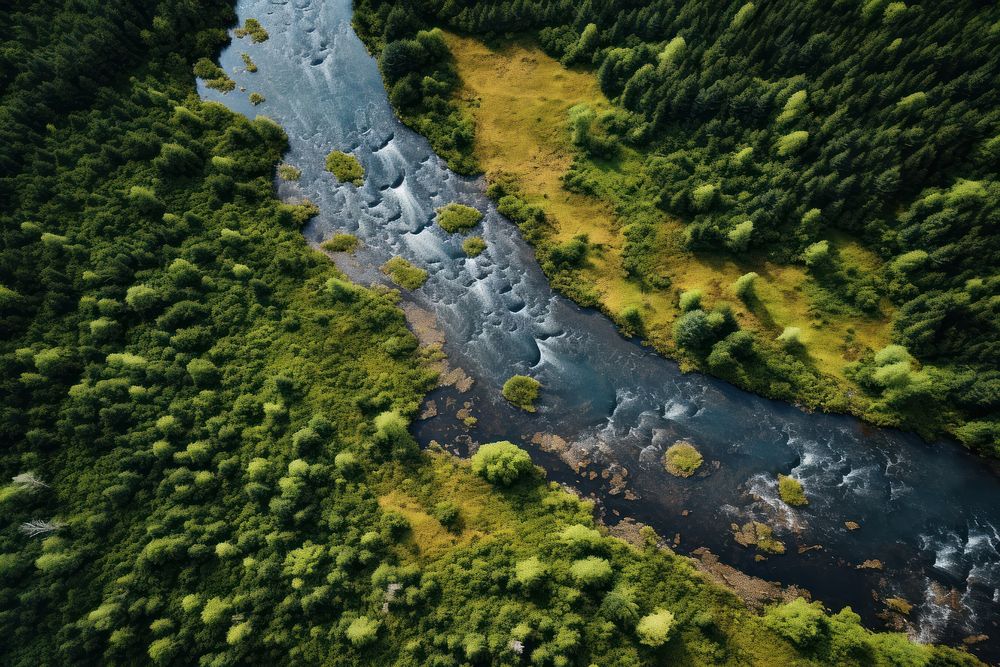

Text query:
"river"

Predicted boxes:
[[199, 0, 1000, 659]]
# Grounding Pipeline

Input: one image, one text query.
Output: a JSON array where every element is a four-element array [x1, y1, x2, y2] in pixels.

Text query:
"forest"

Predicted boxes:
[[352, 0, 1000, 455], [0, 0, 990, 665]]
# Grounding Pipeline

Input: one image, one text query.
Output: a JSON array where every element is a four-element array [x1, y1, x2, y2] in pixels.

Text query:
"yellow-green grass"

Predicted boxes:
[[445, 33, 892, 385], [381, 256, 428, 290]]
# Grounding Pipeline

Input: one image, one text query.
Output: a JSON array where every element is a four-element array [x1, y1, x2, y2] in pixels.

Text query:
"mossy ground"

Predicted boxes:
[[444, 32, 892, 408], [382, 256, 428, 290]]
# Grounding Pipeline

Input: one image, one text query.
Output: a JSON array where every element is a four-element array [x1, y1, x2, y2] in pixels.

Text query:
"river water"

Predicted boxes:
[[200, 0, 1000, 658]]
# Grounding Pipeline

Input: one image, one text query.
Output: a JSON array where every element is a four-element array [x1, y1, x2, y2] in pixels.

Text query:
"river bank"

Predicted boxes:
[[197, 0, 1000, 660]]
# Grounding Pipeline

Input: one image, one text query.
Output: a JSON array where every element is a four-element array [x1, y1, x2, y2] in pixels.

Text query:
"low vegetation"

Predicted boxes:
[[663, 442, 704, 478], [0, 0, 984, 664], [240, 52, 257, 72], [502, 375, 542, 412], [436, 202, 483, 233], [778, 475, 808, 507], [462, 236, 486, 257], [277, 163, 301, 180], [325, 150, 365, 186], [321, 233, 360, 253], [381, 256, 428, 289], [354, 0, 1000, 457], [248, 92, 265, 106], [234, 17, 268, 43]]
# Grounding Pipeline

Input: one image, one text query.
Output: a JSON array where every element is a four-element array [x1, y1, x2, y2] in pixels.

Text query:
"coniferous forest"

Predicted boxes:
[[0, 0, 996, 665], [353, 0, 999, 455]]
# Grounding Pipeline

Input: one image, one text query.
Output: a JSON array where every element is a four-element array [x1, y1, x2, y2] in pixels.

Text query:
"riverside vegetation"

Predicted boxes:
[[353, 0, 1000, 457], [0, 1, 985, 665]]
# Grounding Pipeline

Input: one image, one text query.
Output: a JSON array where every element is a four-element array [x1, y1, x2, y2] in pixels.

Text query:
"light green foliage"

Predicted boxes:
[[471, 441, 535, 485], [802, 240, 831, 268], [658, 36, 686, 67], [235, 17, 269, 42], [200, 597, 230, 625], [766, 598, 826, 646], [777, 326, 802, 348], [776, 130, 809, 156], [726, 219, 754, 251], [514, 556, 547, 587], [436, 203, 483, 233], [896, 91, 926, 111], [778, 475, 808, 506], [570, 556, 613, 587], [325, 150, 365, 186], [501, 375, 541, 411], [227, 621, 253, 645], [278, 163, 301, 180], [560, 524, 602, 550], [462, 236, 487, 256], [241, 53, 258, 72], [663, 441, 703, 477], [322, 233, 359, 252], [193, 58, 234, 92], [678, 289, 702, 312], [730, 2, 756, 29], [691, 183, 717, 210], [732, 272, 758, 301], [381, 256, 428, 289], [345, 616, 379, 646], [777, 90, 808, 124], [636, 608, 676, 646]]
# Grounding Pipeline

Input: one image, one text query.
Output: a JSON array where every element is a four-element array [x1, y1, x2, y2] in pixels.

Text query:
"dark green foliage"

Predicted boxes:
[[354, 0, 1000, 453]]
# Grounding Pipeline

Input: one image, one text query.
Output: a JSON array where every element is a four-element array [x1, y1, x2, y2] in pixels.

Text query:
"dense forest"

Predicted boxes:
[[0, 0, 989, 664], [352, 0, 1000, 455]]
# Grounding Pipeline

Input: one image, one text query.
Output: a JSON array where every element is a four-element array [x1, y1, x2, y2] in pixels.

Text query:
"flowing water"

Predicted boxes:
[[200, 0, 1000, 659]]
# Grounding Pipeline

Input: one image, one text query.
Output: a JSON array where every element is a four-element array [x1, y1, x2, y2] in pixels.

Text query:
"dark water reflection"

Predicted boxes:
[[200, 0, 1000, 657]]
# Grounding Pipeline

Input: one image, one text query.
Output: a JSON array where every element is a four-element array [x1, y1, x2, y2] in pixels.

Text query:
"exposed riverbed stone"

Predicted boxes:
[[857, 559, 884, 570], [731, 522, 786, 554], [691, 547, 807, 611], [845, 521, 861, 531], [419, 399, 438, 420]]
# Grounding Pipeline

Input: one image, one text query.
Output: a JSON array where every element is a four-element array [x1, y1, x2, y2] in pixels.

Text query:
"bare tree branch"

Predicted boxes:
[[19, 519, 63, 538]]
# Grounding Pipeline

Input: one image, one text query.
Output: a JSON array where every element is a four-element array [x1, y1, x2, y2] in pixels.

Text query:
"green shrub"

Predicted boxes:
[[235, 17, 269, 42], [325, 151, 364, 186], [663, 441, 703, 477], [765, 598, 826, 646], [345, 616, 379, 647], [436, 203, 483, 233], [502, 375, 541, 412], [462, 236, 487, 257], [322, 234, 359, 252], [678, 289, 702, 312], [778, 474, 808, 506], [569, 556, 613, 587], [636, 608, 676, 647], [381, 257, 427, 289], [471, 441, 535, 486]]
